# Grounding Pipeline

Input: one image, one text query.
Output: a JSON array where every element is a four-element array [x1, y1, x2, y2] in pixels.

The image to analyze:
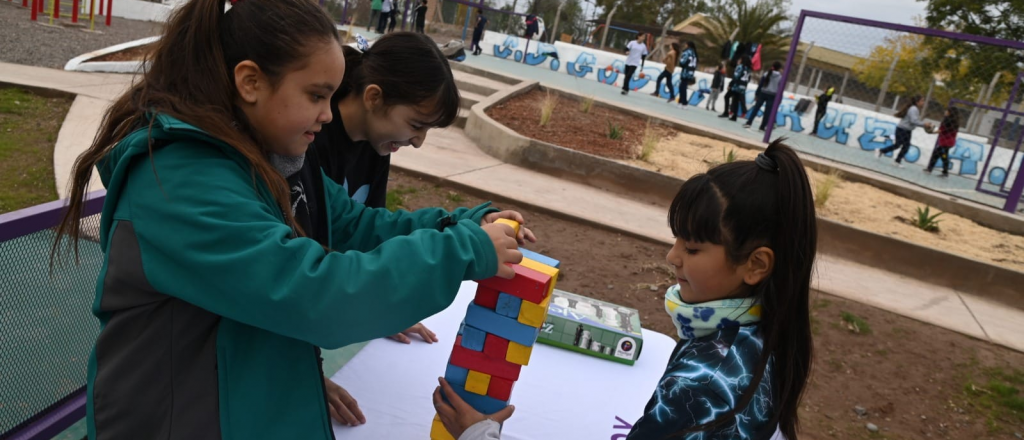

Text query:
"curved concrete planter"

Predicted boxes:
[[466, 81, 1024, 309], [64, 36, 156, 73]]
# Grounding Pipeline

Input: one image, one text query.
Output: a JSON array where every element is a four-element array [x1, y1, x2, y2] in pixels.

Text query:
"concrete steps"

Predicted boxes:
[[450, 65, 520, 130]]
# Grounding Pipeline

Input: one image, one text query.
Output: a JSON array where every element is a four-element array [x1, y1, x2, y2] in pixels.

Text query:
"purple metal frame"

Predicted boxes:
[[766, 10, 1024, 213], [0, 190, 105, 440], [973, 72, 1024, 199], [950, 97, 1024, 198]]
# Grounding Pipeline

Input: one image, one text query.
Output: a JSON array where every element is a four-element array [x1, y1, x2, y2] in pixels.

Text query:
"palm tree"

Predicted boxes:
[[693, 0, 791, 68]]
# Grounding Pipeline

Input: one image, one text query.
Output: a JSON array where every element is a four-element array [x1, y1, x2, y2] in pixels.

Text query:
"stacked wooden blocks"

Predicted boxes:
[[430, 219, 562, 440]]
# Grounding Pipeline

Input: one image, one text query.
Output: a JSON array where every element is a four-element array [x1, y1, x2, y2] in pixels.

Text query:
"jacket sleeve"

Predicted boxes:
[[124, 143, 499, 350], [908, 106, 926, 127], [458, 420, 502, 440], [323, 172, 498, 253], [626, 376, 722, 440]]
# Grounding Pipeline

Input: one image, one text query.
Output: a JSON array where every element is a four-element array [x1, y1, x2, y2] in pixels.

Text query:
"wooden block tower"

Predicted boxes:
[[430, 219, 562, 440]]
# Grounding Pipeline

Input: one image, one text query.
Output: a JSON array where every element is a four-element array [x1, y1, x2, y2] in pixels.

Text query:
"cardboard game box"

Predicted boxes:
[[536, 289, 643, 365]]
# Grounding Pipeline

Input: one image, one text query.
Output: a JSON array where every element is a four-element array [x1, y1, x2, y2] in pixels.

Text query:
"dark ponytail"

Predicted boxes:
[[666, 139, 816, 439], [895, 95, 921, 118], [337, 32, 460, 128]]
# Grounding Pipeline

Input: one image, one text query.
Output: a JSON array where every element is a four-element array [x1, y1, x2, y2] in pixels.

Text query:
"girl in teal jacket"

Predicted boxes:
[[53, 0, 526, 438]]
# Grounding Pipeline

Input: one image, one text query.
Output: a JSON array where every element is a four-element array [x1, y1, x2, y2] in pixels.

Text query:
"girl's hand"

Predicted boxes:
[[387, 322, 438, 344], [480, 222, 523, 279], [481, 211, 537, 245], [433, 377, 515, 439], [324, 378, 366, 426]]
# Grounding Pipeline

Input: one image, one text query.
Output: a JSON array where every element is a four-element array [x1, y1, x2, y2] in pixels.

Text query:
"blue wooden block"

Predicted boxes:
[[445, 363, 469, 386], [460, 324, 487, 351], [495, 293, 522, 318], [464, 303, 538, 347], [519, 248, 560, 269], [445, 381, 509, 414], [457, 321, 465, 336]]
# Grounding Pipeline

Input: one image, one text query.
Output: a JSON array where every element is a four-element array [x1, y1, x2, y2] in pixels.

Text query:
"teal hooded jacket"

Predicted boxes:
[[86, 113, 498, 439]]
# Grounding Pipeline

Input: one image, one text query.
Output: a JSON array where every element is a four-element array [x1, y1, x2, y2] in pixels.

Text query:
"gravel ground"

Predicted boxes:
[[0, 1, 162, 69]]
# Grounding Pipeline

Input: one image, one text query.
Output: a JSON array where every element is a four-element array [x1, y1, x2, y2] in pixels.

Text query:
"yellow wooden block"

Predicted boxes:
[[431, 414, 456, 440], [465, 370, 491, 396], [506, 340, 534, 366], [519, 257, 558, 299], [517, 286, 553, 328], [494, 218, 520, 235]]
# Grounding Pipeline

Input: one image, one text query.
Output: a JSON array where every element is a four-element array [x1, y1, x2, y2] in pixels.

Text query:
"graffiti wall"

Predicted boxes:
[[481, 32, 1023, 189]]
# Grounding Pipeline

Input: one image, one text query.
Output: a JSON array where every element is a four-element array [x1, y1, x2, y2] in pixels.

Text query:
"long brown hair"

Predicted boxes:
[[895, 95, 922, 118], [52, 0, 339, 264]]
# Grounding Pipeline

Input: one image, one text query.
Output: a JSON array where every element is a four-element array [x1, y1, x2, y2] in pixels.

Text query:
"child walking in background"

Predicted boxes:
[[809, 86, 835, 136], [676, 41, 698, 107], [367, 0, 382, 32], [876, 95, 933, 167], [52, 0, 530, 438], [720, 55, 752, 121], [470, 8, 488, 56], [651, 42, 679, 101], [745, 61, 782, 131], [414, 0, 428, 33], [706, 61, 726, 112], [433, 140, 816, 440], [377, 0, 392, 33], [925, 106, 960, 177], [621, 32, 648, 96]]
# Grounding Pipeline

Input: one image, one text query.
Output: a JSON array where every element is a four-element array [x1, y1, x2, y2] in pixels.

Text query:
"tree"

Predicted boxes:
[[918, 0, 1024, 64], [693, 0, 792, 68]]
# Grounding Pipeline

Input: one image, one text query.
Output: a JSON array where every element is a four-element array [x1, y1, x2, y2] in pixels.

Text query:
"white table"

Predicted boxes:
[[330, 281, 678, 439]]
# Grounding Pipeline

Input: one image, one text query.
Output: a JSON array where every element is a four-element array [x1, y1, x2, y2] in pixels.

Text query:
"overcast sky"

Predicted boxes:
[[789, 0, 929, 56]]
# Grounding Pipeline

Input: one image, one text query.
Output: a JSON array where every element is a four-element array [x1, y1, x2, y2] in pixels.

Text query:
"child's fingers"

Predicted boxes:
[[488, 404, 516, 424], [419, 325, 439, 343], [438, 377, 476, 415], [388, 333, 412, 344], [339, 389, 366, 424], [520, 226, 537, 244], [329, 405, 348, 426], [432, 385, 456, 420]]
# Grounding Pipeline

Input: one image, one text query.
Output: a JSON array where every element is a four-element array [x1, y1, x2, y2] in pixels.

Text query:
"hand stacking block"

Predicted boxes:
[[517, 285, 554, 328], [431, 414, 456, 440], [452, 335, 522, 380], [494, 218, 520, 235], [495, 293, 522, 318], [506, 340, 534, 366], [444, 363, 469, 387], [465, 370, 491, 396], [487, 376, 515, 401], [519, 257, 559, 299], [474, 286, 500, 309], [478, 264, 551, 304], [464, 302, 540, 347], [448, 383, 508, 414], [459, 324, 487, 352], [483, 333, 510, 360], [519, 248, 561, 268]]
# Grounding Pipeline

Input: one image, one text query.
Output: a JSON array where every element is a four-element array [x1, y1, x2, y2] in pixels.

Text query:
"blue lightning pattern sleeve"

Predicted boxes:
[[626, 325, 775, 440]]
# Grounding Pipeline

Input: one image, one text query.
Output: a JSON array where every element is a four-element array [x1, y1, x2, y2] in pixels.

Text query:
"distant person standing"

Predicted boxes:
[[809, 86, 835, 136], [719, 55, 751, 121], [621, 33, 648, 96], [706, 61, 726, 112], [651, 43, 680, 101], [470, 8, 488, 56], [676, 41, 698, 107], [876, 95, 933, 167], [745, 61, 782, 131], [367, 0, 382, 32], [924, 106, 960, 177], [387, 0, 398, 33], [376, 0, 392, 34], [414, 0, 428, 33]]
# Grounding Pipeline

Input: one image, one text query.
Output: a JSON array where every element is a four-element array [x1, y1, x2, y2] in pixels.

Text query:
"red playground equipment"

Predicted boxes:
[[16, 0, 112, 30]]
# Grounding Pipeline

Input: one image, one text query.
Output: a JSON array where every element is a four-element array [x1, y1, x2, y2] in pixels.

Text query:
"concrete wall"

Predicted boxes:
[[466, 80, 1024, 309], [109, 0, 180, 22]]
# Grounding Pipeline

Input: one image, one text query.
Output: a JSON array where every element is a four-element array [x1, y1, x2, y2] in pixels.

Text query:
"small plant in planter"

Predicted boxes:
[[579, 96, 595, 113], [814, 169, 843, 209], [912, 206, 944, 232], [607, 122, 624, 140], [638, 120, 660, 162], [539, 91, 558, 126], [722, 147, 737, 164]]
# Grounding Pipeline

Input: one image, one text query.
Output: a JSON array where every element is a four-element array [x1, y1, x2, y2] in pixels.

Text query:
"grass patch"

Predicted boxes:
[[579, 96, 595, 113], [0, 87, 70, 214], [814, 169, 843, 209], [607, 121, 624, 140], [637, 120, 660, 162], [385, 187, 418, 211], [840, 311, 872, 335], [539, 91, 558, 127], [446, 191, 463, 204], [963, 367, 1024, 430]]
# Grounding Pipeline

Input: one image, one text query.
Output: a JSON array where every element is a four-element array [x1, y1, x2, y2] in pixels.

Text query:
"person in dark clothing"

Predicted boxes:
[[719, 55, 751, 121], [414, 0, 428, 33], [376, 0, 392, 33], [876, 95, 932, 167], [745, 61, 782, 131], [809, 86, 835, 135], [706, 61, 726, 112], [651, 42, 679, 101], [470, 8, 488, 56], [924, 106, 960, 177], [676, 41, 698, 107]]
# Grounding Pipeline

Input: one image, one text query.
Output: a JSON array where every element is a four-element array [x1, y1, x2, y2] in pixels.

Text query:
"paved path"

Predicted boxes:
[[3, 60, 1021, 354]]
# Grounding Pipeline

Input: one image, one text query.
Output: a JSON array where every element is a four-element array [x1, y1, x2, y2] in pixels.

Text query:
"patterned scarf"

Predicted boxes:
[[664, 284, 762, 340]]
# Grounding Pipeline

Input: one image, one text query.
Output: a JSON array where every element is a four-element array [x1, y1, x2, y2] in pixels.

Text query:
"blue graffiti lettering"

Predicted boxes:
[[774, 99, 805, 132], [597, 60, 625, 85], [514, 50, 523, 62], [815, 110, 858, 145], [904, 146, 921, 163], [949, 138, 984, 176], [493, 36, 518, 59], [858, 117, 896, 152], [566, 52, 597, 78], [989, 167, 1007, 186], [524, 42, 557, 66]]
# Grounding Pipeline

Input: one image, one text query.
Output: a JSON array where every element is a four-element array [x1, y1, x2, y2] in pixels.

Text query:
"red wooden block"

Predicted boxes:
[[474, 286, 500, 309], [483, 333, 510, 360], [452, 336, 521, 381], [487, 376, 515, 401], [478, 264, 551, 304]]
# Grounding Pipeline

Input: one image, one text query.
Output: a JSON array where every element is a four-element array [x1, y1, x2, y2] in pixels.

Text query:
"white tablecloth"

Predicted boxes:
[[330, 281, 678, 439]]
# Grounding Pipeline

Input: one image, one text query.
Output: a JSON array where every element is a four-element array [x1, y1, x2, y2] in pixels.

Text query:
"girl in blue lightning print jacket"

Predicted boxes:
[[626, 140, 816, 440]]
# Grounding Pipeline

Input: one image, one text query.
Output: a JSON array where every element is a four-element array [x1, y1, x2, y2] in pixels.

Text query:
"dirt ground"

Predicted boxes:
[[389, 170, 1024, 440], [486, 89, 1024, 273]]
